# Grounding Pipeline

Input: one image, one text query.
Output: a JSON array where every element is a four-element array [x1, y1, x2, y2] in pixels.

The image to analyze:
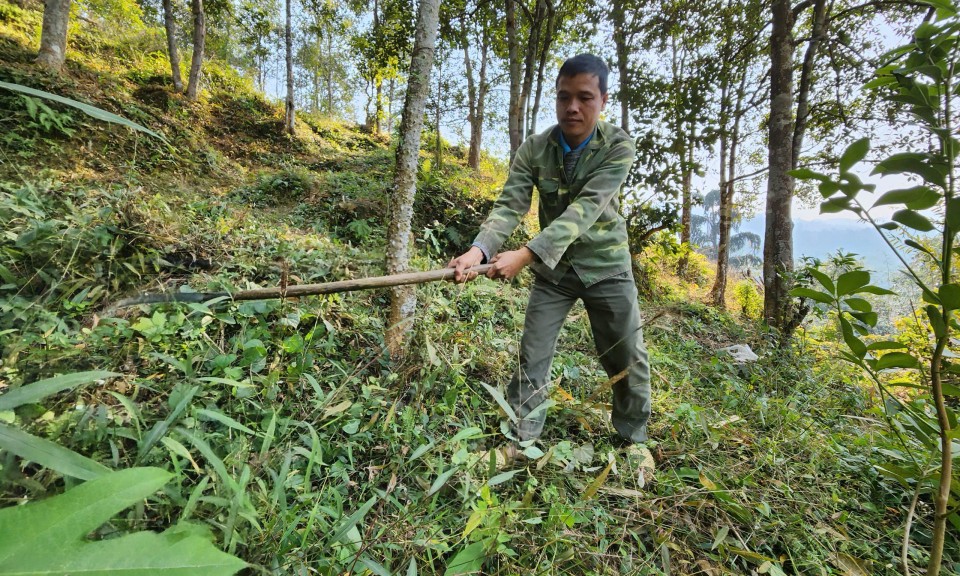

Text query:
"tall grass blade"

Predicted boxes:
[[0, 423, 110, 480], [0, 371, 118, 411]]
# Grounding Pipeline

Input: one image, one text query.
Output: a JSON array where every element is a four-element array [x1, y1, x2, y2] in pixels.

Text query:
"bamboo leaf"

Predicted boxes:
[[195, 408, 257, 435], [582, 458, 615, 500], [0, 371, 119, 411], [428, 467, 459, 496], [444, 540, 488, 576], [329, 496, 378, 546], [487, 469, 520, 487], [0, 423, 111, 480], [480, 382, 518, 423], [0, 81, 169, 143]]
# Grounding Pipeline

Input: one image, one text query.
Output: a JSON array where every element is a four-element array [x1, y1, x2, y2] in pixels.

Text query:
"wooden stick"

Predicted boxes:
[[113, 264, 493, 308]]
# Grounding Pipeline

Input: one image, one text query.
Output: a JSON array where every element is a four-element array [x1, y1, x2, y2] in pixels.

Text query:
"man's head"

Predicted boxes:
[[555, 54, 609, 147]]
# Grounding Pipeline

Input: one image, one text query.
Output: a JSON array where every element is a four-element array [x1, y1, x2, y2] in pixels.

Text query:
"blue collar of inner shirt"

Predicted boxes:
[[559, 128, 595, 155]]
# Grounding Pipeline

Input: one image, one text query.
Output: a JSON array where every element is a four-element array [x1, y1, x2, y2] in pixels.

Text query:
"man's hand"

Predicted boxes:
[[487, 247, 535, 281], [448, 246, 485, 283]]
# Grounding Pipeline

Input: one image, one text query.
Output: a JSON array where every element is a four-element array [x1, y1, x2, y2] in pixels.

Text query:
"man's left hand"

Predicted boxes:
[[487, 247, 535, 281]]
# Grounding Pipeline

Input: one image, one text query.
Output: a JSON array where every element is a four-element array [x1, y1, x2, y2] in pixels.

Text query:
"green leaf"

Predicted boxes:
[[840, 317, 867, 359], [837, 270, 871, 296], [946, 198, 960, 230], [891, 209, 935, 232], [0, 81, 169, 143], [878, 222, 899, 230], [329, 496, 378, 546], [820, 197, 851, 213], [487, 469, 520, 487], [480, 382, 518, 423], [940, 283, 960, 311], [0, 370, 119, 411], [450, 427, 483, 443], [839, 138, 870, 172], [859, 285, 897, 296], [444, 540, 488, 576], [0, 423, 111, 480], [789, 168, 831, 182], [844, 298, 872, 313], [0, 467, 245, 575], [927, 305, 947, 338], [789, 287, 834, 304], [873, 152, 946, 188], [867, 341, 906, 351], [808, 268, 836, 294], [872, 186, 941, 210], [875, 352, 919, 370], [428, 467, 459, 496], [195, 409, 257, 435]]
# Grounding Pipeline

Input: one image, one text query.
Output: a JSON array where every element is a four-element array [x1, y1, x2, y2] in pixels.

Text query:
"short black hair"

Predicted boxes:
[[557, 54, 608, 94]]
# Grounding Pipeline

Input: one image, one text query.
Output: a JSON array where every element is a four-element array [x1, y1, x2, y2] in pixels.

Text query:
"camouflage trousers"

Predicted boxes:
[[508, 269, 651, 443]]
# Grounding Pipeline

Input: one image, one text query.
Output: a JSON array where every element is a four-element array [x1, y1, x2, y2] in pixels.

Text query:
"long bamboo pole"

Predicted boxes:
[[114, 265, 493, 308]]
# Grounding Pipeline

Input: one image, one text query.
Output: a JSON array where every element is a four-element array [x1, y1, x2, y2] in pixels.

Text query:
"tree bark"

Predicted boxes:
[[36, 0, 71, 73], [611, 0, 629, 132], [528, 2, 554, 137], [519, 0, 545, 141], [712, 84, 731, 308], [792, 0, 828, 170], [506, 0, 522, 162], [284, 0, 295, 135], [186, 0, 205, 101], [162, 0, 183, 92], [463, 19, 489, 170], [385, 0, 441, 358], [763, 0, 795, 331]]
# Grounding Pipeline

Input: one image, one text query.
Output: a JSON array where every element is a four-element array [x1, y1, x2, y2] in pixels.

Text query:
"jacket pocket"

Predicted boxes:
[[537, 178, 561, 205]]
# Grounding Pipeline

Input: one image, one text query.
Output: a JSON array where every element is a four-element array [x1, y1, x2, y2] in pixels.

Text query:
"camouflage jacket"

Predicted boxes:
[[472, 121, 636, 287]]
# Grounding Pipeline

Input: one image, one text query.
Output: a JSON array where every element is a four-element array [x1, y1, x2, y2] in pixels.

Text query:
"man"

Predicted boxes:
[[448, 54, 652, 463]]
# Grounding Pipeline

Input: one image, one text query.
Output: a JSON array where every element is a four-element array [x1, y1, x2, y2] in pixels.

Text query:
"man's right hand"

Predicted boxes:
[[448, 246, 485, 283]]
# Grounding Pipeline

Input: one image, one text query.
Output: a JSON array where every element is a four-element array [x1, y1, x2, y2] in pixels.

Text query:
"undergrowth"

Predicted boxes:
[[0, 2, 958, 574]]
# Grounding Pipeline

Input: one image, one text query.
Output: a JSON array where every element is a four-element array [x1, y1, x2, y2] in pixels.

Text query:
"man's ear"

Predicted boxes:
[[601, 93, 609, 109]]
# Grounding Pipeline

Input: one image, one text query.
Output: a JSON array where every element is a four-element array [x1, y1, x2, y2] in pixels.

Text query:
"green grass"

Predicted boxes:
[[0, 3, 958, 574]]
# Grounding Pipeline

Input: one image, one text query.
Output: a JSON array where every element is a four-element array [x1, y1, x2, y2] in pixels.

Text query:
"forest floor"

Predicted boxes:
[[1, 3, 957, 574]]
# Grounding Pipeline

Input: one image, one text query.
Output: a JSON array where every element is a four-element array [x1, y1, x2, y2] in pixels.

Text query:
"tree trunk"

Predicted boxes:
[[385, 0, 441, 358], [162, 0, 183, 92], [284, 0, 295, 135], [528, 3, 554, 137], [313, 29, 321, 113], [186, 0, 205, 101], [792, 0, 828, 170], [326, 33, 334, 114], [387, 77, 396, 134], [711, 84, 731, 308], [677, 128, 693, 277], [611, 0, 629, 132], [36, 0, 71, 72], [506, 0, 522, 162], [434, 61, 442, 170], [519, 0, 545, 141], [763, 0, 795, 331]]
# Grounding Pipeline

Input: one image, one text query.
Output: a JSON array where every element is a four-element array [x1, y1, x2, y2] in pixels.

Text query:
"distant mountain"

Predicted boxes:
[[739, 216, 902, 283]]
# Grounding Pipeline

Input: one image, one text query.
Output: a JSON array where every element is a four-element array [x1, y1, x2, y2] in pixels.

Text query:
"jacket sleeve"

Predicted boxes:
[[471, 140, 536, 257], [525, 137, 635, 269]]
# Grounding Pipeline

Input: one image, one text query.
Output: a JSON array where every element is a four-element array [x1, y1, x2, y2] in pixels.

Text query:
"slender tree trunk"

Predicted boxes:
[[506, 0, 522, 162], [386, 0, 441, 358], [764, 0, 795, 331], [529, 3, 554, 137], [387, 77, 396, 134], [326, 33, 334, 114], [434, 61, 442, 170], [36, 0, 71, 72], [711, 84, 731, 308], [284, 0, 295, 134], [519, 0, 545, 141], [611, 0, 629, 132], [677, 125, 693, 277], [792, 0, 828, 169], [712, 67, 747, 308], [313, 29, 321, 113], [186, 0, 205, 101], [162, 0, 183, 92]]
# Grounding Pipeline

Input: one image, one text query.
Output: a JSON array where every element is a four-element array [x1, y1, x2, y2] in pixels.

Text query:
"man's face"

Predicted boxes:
[[555, 73, 608, 147]]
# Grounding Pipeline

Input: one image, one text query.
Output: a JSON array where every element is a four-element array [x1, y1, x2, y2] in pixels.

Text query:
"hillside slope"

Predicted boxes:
[[1, 4, 956, 574]]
